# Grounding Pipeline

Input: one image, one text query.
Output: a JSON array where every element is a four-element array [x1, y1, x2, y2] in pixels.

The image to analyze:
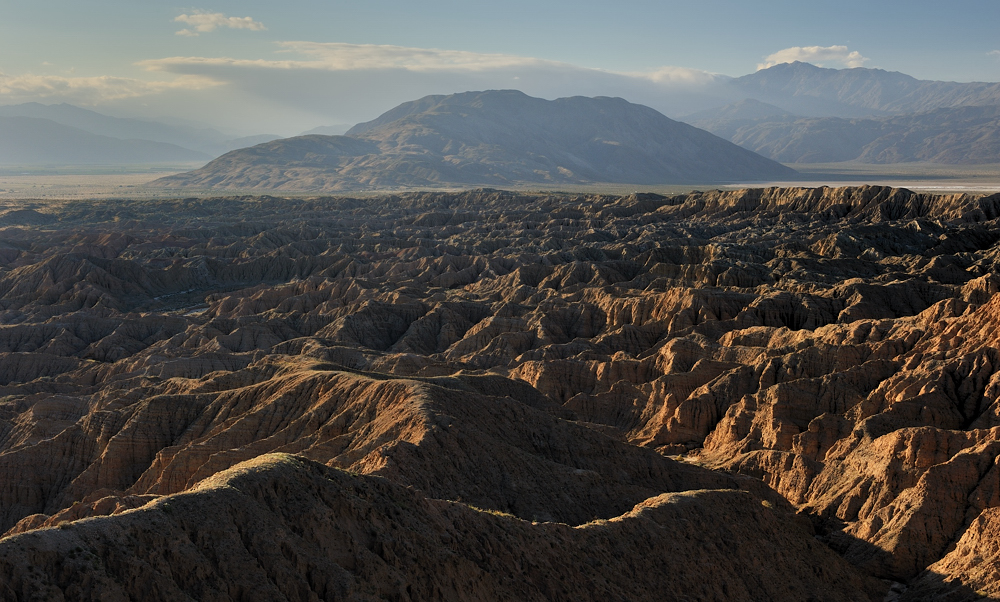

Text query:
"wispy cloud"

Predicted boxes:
[[631, 66, 721, 86], [0, 43, 732, 132], [279, 42, 547, 71], [0, 72, 220, 105], [757, 45, 869, 70], [142, 43, 575, 73], [140, 42, 723, 86], [989, 50, 1000, 60], [134, 42, 731, 130], [174, 11, 266, 37]]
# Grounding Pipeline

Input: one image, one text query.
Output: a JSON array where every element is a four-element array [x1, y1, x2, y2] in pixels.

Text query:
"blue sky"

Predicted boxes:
[[2, 1, 999, 134]]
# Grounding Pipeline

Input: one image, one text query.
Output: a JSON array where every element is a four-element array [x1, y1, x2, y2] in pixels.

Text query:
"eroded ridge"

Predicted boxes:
[[0, 454, 884, 601], [1, 186, 999, 599]]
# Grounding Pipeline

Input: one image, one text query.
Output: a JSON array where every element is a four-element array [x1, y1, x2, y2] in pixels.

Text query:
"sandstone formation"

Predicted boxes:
[[0, 185, 999, 598]]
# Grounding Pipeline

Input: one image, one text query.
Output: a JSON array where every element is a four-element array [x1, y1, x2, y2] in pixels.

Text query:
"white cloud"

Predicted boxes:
[[280, 42, 546, 71], [0, 72, 220, 105], [141, 43, 573, 73], [989, 50, 1000, 59], [174, 11, 266, 37], [757, 45, 869, 70], [632, 66, 722, 86]]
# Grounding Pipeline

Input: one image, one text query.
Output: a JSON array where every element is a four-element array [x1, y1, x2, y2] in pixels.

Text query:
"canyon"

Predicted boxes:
[[0, 186, 998, 599]]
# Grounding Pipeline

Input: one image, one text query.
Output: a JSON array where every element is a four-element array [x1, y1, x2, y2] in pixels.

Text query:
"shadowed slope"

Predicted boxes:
[[0, 453, 886, 602]]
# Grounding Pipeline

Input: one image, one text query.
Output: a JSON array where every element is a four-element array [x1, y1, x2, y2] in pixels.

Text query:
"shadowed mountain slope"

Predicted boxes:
[[682, 98, 795, 140]]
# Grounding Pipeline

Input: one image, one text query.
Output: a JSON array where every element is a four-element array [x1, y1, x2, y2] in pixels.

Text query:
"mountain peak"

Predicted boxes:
[[761, 60, 828, 72], [742, 61, 919, 85]]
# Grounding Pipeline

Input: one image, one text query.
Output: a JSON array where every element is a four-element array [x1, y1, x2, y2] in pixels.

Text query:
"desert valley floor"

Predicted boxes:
[[0, 186, 999, 600]]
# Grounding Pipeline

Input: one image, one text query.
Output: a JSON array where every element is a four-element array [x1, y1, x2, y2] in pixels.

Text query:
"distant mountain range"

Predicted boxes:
[[299, 124, 353, 136], [682, 61, 1000, 164], [0, 117, 209, 165], [725, 61, 1000, 118], [0, 103, 281, 165], [153, 90, 796, 191], [5, 61, 1000, 170], [688, 103, 1000, 164]]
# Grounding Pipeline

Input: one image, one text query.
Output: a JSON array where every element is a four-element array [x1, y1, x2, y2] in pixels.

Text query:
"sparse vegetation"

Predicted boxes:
[[466, 504, 516, 519]]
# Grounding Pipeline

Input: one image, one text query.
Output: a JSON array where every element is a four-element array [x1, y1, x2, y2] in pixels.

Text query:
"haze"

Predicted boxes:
[[2, 0, 999, 136]]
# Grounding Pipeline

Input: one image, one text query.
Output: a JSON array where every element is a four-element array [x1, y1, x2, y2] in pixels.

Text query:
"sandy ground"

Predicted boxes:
[[742, 163, 1000, 195], [0, 162, 998, 200], [0, 171, 189, 201]]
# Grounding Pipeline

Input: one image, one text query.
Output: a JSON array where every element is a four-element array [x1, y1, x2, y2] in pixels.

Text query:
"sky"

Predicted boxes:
[[1, 0, 1000, 135]]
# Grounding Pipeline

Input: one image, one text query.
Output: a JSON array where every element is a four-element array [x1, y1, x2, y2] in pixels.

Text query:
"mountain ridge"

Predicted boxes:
[[0, 102, 281, 158], [154, 89, 796, 191], [0, 116, 210, 165], [688, 102, 1000, 164], [729, 61, 1000, 117]]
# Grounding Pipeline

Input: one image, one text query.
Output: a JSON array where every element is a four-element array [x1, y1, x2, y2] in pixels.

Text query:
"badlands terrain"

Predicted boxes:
[[0, 186, 998, 599]]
